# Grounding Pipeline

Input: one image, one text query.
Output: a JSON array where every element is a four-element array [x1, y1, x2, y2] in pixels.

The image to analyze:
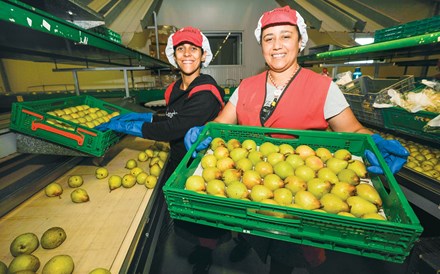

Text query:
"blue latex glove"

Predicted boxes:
[[184, 126, 212, 158], [111, 112, 153, 123], [365, 134, 409, 174], [95, 120, 144, 137]]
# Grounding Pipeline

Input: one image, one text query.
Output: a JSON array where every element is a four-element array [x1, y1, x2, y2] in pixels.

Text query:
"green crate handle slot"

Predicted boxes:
[[24, 109, 96, 146]]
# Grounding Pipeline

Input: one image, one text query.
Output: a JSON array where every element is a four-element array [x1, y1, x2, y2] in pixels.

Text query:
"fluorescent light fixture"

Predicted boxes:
[[344, 60, 375, 64], [355, 37, 375, 45]]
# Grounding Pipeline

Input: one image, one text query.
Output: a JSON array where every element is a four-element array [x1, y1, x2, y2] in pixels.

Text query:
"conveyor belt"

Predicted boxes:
[[0, 153, 83, 217]]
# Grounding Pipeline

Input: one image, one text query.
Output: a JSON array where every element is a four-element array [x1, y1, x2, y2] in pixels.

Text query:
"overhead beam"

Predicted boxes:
[[140, 0, 163, 29], [276, 0, 322, 30], [337, 0, 400, 28], [308, 0, 365, 31]]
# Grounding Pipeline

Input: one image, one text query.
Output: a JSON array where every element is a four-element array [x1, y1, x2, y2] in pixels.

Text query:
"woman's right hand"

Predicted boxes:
[[184, 126, 212, 158]]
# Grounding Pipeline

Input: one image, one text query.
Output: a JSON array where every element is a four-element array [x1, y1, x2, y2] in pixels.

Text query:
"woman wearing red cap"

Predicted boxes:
[[184, 6, 409, 274], [97, 27, 228, 272], [98, 26, 224, 181]]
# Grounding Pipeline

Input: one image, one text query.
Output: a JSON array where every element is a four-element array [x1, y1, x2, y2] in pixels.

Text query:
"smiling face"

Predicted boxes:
[[261, 24, 301, 73], [174, 43, 206, 76]]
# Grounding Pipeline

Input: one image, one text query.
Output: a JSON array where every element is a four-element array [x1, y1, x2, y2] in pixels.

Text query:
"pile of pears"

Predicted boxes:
[[108, 142, 169, 191], [379, 132, 440, 181], [2, 227, 75, 274], [185, 137, 387, 221], [1, 226, 111, 273], [43, 142, 169, 202], [45, 104, 120, 130]]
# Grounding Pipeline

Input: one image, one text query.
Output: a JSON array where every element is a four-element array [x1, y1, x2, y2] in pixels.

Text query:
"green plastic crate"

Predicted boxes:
[[163, 123, 423, 263], [341, 75, 415, 127], [374, 16, 440, 42], [9, 95, 131, 157], [383, 107, 439, 144]]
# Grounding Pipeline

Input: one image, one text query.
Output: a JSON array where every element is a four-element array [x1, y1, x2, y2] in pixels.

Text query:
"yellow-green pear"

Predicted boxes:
[[226, 182, 249, 199], [42, 255, 74, 274], [279, 143, 294, 155], [89, 268, 111, 274], [259, 142, 279, 157], [210, 137, 226, 150], [331, 182, 355, 201], [149, 164, 162, 177], [284, 175, 307, 195], [258, 199, 285, 218], [307, 178, 331, 199], [206, 179, 226, 196], [158, 151, 168, 162], [320, 193, 349, 214], [315, 147, 333, 163], [8, 254, 40, 273], [136, 172, 149, 185], [294, 165, 316, 182], [108, 175, 122, 191], [145, 175, 158, 189], [317, 167, 339, 185], [0, 261, 7, 274], [70, 188, 89, 203], [273, 161, 294, 179], [347, 196, 377, 217], [241, 139, 257, 152], [130, 167, 143, 177], [202, 167, 223, 182], [45, 182, 63, 198], [185, 175, 206, 192], [122, 174, 136, 188], [67, 175, 83, 188], [226, 138, 241, 151], [273, 188, 293, 205], [305, 155, 324, 171], [294, 190, 320, 210], [0, 261, 6, 274], [326, 158, 348, 174], [263, 174, 284, 191], [250, 185, 273, 202], [337, 212, 356, 218], [295, 145, 315, 159], [347, 160, 367, 178], [337, 169, 360, 186], [334, 149, 352, 161], [356, 183, 382, 207], [95, 167, 109, 179], [361, 212, 387, 221], [125, 159, 137, 169], [41, 227, 66, 249], [201, 154, 217, 169], [10, 233, 39, 257]]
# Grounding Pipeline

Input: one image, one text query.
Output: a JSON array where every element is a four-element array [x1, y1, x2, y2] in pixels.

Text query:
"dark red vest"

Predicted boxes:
[[236, 68, 330, 130]]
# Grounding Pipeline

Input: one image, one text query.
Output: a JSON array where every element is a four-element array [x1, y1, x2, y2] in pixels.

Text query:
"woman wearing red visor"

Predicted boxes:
[[184, 6, 409, 274]]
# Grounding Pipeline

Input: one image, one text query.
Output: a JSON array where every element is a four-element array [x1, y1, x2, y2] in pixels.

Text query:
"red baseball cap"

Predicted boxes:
[[260, 6, 299, 28], [255, 6, 308, 51], [171, 26, 203, 47], [165, 26, 213, 68]]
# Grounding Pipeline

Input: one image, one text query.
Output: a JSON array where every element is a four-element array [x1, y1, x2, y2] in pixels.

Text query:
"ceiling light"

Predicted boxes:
[[355, 37, 375, 45]]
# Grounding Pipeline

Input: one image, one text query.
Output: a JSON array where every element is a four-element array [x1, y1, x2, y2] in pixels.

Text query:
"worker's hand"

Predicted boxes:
[[95, 120, 144, 138], [184, 126, 212, 158], [365, 134, 409, 174], [111, 112, 153, 123]]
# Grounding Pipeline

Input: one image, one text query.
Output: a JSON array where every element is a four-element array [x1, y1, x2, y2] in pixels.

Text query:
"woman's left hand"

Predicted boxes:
[[365, 134, 410, 174]]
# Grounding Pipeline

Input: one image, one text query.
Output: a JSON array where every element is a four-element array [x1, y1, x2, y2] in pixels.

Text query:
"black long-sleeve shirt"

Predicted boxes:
[[141, 74, 224, 178]]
